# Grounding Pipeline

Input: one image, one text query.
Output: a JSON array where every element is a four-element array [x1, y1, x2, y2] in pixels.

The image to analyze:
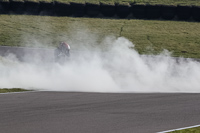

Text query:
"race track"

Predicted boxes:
[[0, 92, 200, 133], [1, 46, 200, 133]]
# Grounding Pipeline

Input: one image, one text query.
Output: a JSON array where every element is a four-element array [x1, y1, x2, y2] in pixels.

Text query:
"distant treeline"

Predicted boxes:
[[0, 0, 200, 21]]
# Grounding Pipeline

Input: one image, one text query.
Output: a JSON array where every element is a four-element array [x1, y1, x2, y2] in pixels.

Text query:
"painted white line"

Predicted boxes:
[[157, 124, 200, 133]]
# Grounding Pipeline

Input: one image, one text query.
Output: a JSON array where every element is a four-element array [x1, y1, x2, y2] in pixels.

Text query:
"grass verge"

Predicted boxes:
[[0, 15, 200, 58], [30, 0, 200, 6], [0, 88, 30, 93], [167, 126, 200, 133]]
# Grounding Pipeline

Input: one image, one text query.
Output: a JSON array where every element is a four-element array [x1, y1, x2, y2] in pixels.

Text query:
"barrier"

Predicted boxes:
[[132, 4, 145, 19], [24, 1, 40, 15], [54, 1, 71, 16], [100, 2, 115, 17], [10, 0, 24, 14], [70, 2, 85, 17], [39, 1, 54, 16], [116, 3, 131, 18], [192, 6, 200, 21], [85, 2, 100, 17], [0, 1, 199, 22], [0, 1, 10, 14], [145, 4, 161, 19], [176, 5, 192, 20], [161, 5, 176, 20]]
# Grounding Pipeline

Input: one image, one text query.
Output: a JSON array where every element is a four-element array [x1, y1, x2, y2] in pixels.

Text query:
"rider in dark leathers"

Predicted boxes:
[[54, 42, 70, 63]]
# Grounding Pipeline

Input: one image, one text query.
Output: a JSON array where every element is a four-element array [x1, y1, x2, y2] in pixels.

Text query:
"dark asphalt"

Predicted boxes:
[[1, 46, 200, 133], [0, 92, 200, 133]]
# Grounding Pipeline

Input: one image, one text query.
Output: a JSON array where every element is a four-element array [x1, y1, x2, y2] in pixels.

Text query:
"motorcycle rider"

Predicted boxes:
[[58, 42, 70, 57], [54, 41, 70, 62]]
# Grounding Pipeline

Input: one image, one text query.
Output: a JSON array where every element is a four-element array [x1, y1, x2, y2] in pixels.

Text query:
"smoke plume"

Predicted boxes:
[[0, 33, 200, 93]]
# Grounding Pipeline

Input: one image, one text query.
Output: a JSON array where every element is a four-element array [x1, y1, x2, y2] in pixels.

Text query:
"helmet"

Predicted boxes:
[[60, 42, 70, 49]]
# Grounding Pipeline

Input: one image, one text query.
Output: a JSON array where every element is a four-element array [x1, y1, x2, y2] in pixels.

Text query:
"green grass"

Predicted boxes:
[[42, 0, 200, 6], [0, 88, 30, 93], [1, 0, 200, 6], [51, 0, 200, 6], [0, 15, 200, 58], [168, 126, 200, 133]]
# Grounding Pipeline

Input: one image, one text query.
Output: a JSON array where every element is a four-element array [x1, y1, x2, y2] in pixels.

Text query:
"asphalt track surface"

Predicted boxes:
[[1, 92, 200, 133], [1, 46, 200, 133]]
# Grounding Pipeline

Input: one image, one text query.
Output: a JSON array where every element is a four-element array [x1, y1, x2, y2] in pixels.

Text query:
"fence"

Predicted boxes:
[[0, 1, 200, 21]]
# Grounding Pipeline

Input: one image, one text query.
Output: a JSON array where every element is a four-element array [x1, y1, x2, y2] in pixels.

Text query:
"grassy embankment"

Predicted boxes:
[[0, 15, 200, 58], [167, 126, 200, 133], [12, 0, 200, 6], [0, 88, 30, 93]]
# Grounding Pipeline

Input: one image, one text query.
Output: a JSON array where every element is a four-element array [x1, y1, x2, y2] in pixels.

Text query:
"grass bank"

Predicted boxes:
[[0, 15, 200, 58], [168, 126, 200, 133], [0, 88, 30, 93], [19, 0, 200, 6]]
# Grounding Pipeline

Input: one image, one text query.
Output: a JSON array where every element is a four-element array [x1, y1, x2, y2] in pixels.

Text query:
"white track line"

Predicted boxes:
[[157, 124, 200, 133]]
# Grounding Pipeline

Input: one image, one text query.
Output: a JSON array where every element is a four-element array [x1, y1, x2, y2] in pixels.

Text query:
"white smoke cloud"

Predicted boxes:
[[0, 36, 200, 93]]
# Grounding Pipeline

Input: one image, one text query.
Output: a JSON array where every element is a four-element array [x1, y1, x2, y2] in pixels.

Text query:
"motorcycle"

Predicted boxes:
[[54, 47, 70, 64]]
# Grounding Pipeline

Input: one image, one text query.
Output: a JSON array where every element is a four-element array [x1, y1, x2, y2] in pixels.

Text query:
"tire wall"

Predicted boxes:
[[70, 2, 85, 17], [54, 1, 71, 16], [100, 2, 115, 17], [192, 6, 200, 21], [145, 4, 161, 19], [132, 4, 146, 19], [0, 1, 10, 14], [39, 1, 54, 16], [116, 3, 131, 18], [85, 3, 100, 17], [0, 1, 198, 21], [25, 1, 40, 15], [161, 5, 176, 20], [176, 5, 192, 20], [10, 0, 24, 14]]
